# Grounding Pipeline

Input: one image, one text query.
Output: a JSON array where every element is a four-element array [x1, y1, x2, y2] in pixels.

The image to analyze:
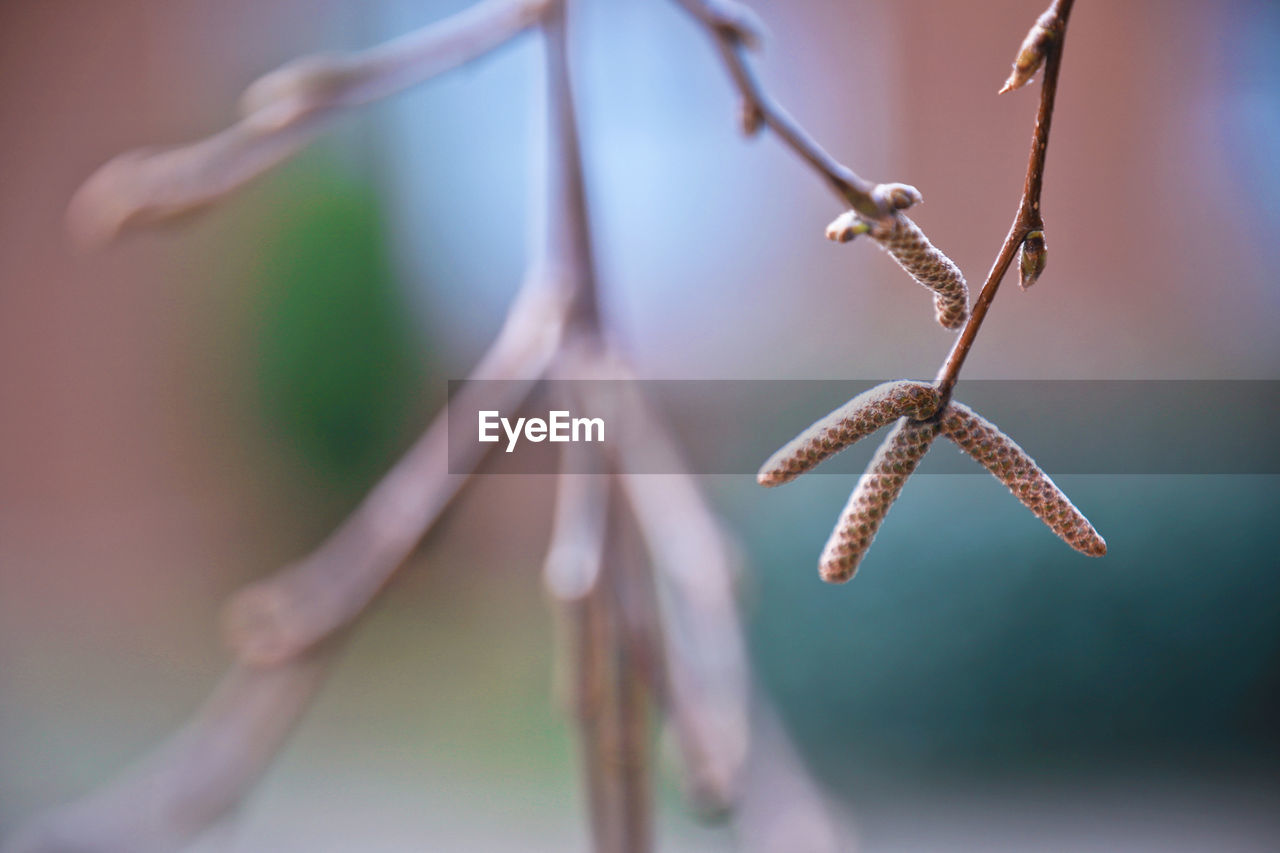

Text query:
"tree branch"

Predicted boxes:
[[68, 0, 551, 246], [2, 645, 340, 853], [934, 0, 1075, 400], [668, 0, 888, 221]]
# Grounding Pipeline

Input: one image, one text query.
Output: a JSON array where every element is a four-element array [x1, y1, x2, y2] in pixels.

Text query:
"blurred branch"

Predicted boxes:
[[222, 273, 568, 667], [30, 0, 877, 850], [2, 645, 339, 853], [733, 695, 844, 853], [68, 0, 551, 246], [613, 383, 750, 815]]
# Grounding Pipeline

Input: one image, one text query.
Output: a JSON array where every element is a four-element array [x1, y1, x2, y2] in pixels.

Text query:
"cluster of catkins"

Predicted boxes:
[[761, 189, 1104, 580]]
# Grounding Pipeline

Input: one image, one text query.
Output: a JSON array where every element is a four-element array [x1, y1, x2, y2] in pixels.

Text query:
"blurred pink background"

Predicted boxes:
[[3, 1, 1278, 850]]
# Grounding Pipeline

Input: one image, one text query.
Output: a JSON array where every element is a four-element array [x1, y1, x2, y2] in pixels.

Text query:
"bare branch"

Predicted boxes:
[[940, 401, 1105, 556], [543, 448, 610, 604], [759, 380, 941, 487], [733, 695, 845, 853], [935, 0, 1076, 400], [668, 0, 886, 220], [68, 0, 551, 246], [222, 273, 569, 667], [673, 0, 970, 331], [3, 647, 338, 853], [614, 384, 750, 815], [570, 511, 654, 853]]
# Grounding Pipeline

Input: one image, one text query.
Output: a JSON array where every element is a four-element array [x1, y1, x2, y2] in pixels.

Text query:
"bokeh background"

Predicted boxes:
[[2, 0, 1279, 850]]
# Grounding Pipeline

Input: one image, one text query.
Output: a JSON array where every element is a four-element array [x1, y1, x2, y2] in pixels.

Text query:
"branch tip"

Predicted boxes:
[[872, 182, 922, 212], [1000, 7, 1063, 94]]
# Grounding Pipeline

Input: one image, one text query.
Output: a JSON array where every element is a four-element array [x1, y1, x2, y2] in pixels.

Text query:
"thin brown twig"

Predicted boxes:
[[671, 0, 970, 327], [935, 0, 1075, 401], [669, 0, 888, 221]]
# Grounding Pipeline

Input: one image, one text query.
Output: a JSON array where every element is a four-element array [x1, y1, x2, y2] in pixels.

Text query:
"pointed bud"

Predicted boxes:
[[825, 210, 871, 243], [758, 380, 942, 487], [818, 417, 941, 583], [1000, 9, 1061, 94], [1018, 230, 1048, 289], [940, 401, 1106, 557]]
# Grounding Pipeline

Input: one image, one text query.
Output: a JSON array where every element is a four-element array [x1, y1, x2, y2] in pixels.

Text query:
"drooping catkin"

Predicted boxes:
[[818, 417, 941, 583], [758, 380, 941, 487], [940, 401, 1106, 556], [869, 214, 969, 329]]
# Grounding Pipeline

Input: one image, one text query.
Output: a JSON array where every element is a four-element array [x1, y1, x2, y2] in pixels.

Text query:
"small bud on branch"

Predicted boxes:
[[999, 8, 1062, 94], [1018, 230, 1048, 289], [824, 210, 870, 243]]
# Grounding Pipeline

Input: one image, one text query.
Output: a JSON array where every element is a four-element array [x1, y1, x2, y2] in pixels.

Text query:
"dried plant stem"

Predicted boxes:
[[935, 0, 1074, 401]]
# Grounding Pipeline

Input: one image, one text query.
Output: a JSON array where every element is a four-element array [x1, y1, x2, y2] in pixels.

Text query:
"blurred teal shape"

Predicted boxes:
[[251, 163, 428, 496], [740, 474, 1280, 777]]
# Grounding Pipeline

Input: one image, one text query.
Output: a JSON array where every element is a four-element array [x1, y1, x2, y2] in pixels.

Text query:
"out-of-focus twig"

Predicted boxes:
[[67, 0, 550, 246], [613, 381, 750, 816], [733, 695, 844, 853], [221, 273, 568, 667], [2, 645, 338, 853]]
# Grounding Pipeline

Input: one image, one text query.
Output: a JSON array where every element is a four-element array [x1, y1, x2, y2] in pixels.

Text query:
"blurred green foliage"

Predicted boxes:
[[250, 165, 428, 498]]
